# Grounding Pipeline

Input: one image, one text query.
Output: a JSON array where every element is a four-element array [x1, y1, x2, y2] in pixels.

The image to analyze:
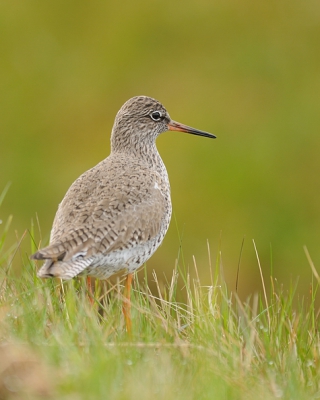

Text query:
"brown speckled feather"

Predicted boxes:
[[31, 96, 215, 280]]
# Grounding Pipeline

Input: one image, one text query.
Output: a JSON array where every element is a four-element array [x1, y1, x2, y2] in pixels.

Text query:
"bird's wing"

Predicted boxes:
[[32, 186, 166, 261], [31, 159, 169, 277]]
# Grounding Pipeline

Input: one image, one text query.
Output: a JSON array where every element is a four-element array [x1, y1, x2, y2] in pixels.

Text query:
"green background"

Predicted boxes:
[[1, 0, 320, 299]]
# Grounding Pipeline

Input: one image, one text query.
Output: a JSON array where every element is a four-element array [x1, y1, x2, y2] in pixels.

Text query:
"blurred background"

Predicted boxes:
[[1, 0, 320, 301]]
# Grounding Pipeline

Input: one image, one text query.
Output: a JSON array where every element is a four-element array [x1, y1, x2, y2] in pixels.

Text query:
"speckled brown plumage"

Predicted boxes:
[[31, 96, 215, 281]]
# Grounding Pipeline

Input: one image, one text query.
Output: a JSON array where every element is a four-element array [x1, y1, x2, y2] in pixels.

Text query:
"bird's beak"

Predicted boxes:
[[168, 120, 216, 139]]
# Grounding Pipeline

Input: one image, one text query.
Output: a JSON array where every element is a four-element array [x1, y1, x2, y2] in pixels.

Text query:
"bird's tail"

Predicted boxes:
[[31, 238, 95, 280]]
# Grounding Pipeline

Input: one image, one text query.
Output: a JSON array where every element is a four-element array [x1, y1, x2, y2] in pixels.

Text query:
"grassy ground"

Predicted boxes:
[[1, 198, 320, 399]]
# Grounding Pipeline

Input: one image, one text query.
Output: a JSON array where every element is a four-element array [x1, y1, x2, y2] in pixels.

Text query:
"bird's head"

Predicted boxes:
[[111, 95, 216, 152]]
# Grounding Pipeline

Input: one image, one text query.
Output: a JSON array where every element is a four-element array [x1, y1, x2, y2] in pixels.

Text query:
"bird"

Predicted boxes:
[[31, 95, 216, 333]]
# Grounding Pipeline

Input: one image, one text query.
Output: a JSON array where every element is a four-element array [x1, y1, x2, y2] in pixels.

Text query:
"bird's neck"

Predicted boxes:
[[111, 141, 169, 182]]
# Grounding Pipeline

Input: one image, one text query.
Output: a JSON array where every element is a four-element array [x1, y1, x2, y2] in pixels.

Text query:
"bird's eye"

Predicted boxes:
[[150, 111, 162, 121]]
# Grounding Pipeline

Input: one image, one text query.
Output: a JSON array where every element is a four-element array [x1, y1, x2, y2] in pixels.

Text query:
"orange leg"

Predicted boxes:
[[122, 273, 133, 335], [87, 276, 94, 305]]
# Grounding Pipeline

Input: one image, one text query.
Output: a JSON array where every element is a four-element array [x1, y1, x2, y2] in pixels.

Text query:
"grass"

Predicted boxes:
[[1, 198, 320, 399]]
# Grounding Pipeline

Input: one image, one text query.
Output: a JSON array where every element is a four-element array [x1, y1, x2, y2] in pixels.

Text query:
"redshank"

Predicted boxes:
[[31, 96, 216, 333]]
